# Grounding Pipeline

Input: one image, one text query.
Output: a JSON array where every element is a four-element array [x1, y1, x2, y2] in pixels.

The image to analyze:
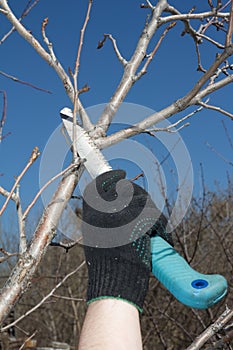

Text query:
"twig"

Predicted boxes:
[[15, 185, 27, 253], [198, 100, 233, 120], [19, 330, 38, 350], [0, 0, 90, 124], [0, 248, 18, 264], [0, 90, 7, 143], [205, 141, 233, 167], [204, 329, 233, 350], [197, 1, 232, 35], [222, 119, 233, 150], [160, 11, 229, 24], [52, 294, 85, 302], [186, 307, 233, 350], [50, 237, 82, 252], [1, 261, 85, 332], [41, 17, 57, 62], [0, 146, 40, 216], [195, 41, 207, 72], [98, 34, 128, 66], [145, 104, 204, 134], [0, 0, 40, 45], [0, 70, 52, 93], [94, 0, 168, 136], [225, 0, 233, 46], [0, 184, 26, 252], [72, 0, 93, 133], [140, 0, 154, 10], [95, 72, 233, 150], [195, 32, 225, 49], [23, 161, 81, 220], [136, 22, 176, 79]]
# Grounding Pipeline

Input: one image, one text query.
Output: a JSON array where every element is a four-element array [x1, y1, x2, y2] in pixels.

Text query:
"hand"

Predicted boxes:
[[81, 170, 172, 312]]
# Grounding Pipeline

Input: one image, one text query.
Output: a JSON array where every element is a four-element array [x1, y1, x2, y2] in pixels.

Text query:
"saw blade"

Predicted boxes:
[[60, 107, 112, 179]]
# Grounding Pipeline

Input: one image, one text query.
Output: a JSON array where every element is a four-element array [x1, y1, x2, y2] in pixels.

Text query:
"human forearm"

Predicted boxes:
[[78, 299, 143, 350]]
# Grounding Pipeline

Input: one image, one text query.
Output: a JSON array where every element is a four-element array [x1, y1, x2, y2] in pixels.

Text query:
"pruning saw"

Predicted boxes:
[[60, 107, 228, 309]]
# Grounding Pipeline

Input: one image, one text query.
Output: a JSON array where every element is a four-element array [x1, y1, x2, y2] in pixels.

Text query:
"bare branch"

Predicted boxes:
[[0, 146, 40, 216], [94, 0, 168, 137], [198, 100, 233, 120], [0, 0, 90, 126], [0, 0, 40, 45], [196, 0, 232, 35], [160, 10, 229, 24], [0, 248, 18, 264], [186, 307, 233, 350], [41, 17, 56, 62], [140, 1, 155, 10], [0, 90, 7, 143], [0, 165, 82, 325], [72, 0, 93, 133], [225, 0, 233, 46], [0, 70, 52, 93], [136, 21, 176, 79], [195, 42, 207, 72], [18, 330, 38, 350], [1, 261, 85, 332], [206, 141, 233, 167], [98, 34, 128, 66], [50, 238, 81, 252], [15, 185, 27, 254], [145, 104, 204, 134], [23, 161, 81, 220], [95, 73, 233, 149], [195, 32, 225, 49], [74, 0, 92, 80]]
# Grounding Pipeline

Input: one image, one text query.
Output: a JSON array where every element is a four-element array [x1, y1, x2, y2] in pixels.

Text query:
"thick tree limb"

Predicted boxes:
[[0, 167, 81, 325], [95, 72, 233, 149]]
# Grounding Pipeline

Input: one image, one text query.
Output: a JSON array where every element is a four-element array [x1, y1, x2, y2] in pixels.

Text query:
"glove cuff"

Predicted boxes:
[[85, 247, 150, 312]]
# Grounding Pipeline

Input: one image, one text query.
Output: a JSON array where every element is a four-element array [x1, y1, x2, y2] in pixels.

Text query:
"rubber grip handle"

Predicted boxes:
[[151, 236, 228, 309]]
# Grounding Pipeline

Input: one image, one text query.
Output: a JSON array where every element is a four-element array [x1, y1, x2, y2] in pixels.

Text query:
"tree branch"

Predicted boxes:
[[72, 0, 93, 156], [0, 0, 40, 45], [198, 100, 233, 120], [225, 0, 233, 46], [0, 90, 7, 143], [136, 21, 176, 79], [97, 34, 128, 66], [186, 307, 233, 350], [0, 165, 82, 325], [1, 261, 85, 332], [0, 146, 40, 216], [160, 10, 229, 24], [93, 0, 168, 137], [23, 160, 82, 220], [0, 70, 52, 93], [0, 0, 90, 128], [95, 73, 233, 149]]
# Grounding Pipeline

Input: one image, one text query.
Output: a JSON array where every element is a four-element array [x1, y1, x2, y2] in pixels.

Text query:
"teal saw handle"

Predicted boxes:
[[151, 236, 228, 309]]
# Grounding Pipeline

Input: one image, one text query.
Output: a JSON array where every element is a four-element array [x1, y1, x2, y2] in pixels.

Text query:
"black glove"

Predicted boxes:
[[81, 170, 173, 312]]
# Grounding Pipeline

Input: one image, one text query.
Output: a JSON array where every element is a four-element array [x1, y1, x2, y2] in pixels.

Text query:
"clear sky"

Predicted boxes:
[[0, 0, 233, 230]]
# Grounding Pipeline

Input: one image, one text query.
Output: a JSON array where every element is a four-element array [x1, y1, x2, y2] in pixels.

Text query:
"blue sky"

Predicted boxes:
[[0, 0, 233, 228]]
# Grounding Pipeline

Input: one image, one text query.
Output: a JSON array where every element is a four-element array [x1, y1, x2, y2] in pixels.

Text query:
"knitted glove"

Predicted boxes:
[[81, 170, 172, 312]]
